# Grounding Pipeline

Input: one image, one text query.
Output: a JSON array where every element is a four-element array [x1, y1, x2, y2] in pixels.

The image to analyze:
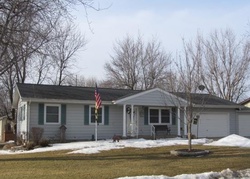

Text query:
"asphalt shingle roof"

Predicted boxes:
[[16, 83, 240, 106], [173, 92, 239, 106], [16, 83, 141, 101]]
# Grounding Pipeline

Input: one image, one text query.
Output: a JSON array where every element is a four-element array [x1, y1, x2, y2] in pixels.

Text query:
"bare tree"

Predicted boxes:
[[46, 22, 87, 85], [105, 35, 142, 89], [201, 29, 250, 102], [140, 38, 172, 90], [104, 34, 172, 90], [174, 29, 250, 151], [177, 29, 250, 102], [64, 74, 98, 87], [28, 54, 52, 84], [175, 37, 204, 151], [0, 0, 100, 117]]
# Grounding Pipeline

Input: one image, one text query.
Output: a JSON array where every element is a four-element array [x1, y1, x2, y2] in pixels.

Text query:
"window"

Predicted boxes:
[[161, 109, 170, 123], [149, 108, 171, 124], [149, 109, 159, 123], [45, 104, 60, 124], [90, 106, 103, 124]]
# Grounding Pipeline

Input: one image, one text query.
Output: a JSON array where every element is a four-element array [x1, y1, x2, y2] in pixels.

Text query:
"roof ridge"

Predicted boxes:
[[16, 83, 143, 91]]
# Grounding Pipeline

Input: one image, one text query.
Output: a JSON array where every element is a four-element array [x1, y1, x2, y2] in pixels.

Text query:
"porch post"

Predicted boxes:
[[131, 104, 134, 137], [123, 104, 127, 137], [184, 106, 187, 137], [177, 107, 181, 137]]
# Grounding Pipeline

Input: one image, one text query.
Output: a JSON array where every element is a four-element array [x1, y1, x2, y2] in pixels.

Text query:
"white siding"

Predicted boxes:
[[17, 101, 28, 139], [192, 113, 229, 138], [191, 108, 238, 138]]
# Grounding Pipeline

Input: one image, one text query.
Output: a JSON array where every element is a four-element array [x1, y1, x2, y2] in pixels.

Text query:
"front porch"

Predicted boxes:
[[119, 104, 188, 139], [112, 88, 188, 139]]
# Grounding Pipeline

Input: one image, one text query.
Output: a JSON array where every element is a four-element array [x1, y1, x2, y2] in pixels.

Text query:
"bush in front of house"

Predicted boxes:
[[39, 138, 50, 147], [2, 143, 16, 150], [31, 127, 44, 145], [25, 142, 35, 150]]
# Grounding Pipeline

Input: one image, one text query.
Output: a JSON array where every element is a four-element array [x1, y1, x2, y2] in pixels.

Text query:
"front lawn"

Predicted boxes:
[[0, 145, 250, 179]]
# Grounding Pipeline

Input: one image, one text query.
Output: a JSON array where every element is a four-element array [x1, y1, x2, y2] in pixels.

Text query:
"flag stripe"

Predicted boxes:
[[95, 84, 102, 110]]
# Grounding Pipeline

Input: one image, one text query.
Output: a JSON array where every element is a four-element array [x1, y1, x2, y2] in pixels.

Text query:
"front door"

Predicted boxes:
[[126, 107, 139, 137]]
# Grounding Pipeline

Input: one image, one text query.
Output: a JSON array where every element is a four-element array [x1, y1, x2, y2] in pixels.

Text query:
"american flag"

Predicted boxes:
[[95, 84, 102, 119]]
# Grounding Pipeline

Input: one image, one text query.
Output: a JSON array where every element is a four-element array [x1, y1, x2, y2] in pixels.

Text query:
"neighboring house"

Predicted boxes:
[[12, 83, 250, 142], [239, 98, 250, 108], [0, 115, 15, 142]]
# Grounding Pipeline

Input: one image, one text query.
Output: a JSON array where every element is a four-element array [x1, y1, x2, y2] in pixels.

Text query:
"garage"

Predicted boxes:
[[192, 113, 229, 138], [238, 114, 250, 137]]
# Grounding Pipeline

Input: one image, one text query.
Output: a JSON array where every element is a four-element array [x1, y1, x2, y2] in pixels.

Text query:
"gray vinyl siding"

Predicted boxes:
[[27, 102, 239, 140], [119, 90, 186, 107], [137, 106, 180, 136], [30, 103, 61, 140], [138, 107, 151, 136], [29, 103, 124, 141]]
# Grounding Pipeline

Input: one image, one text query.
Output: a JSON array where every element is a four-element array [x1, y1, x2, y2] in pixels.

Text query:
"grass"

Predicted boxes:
[[0, 145, 250, 179]]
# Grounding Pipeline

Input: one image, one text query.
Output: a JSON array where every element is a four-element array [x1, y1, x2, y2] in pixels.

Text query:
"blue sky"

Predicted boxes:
[[72, 0, 250, 80]]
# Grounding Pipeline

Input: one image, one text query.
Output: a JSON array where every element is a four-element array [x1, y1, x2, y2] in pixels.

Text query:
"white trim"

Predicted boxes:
[[44, 104, 61, 124], [131, 105, 134, 137], [89, 105, 104, 125], [177, 107, 181, 136], [148, 107, 172, 125], [123, 105, 127, 137], [184, 107, 187, 136]]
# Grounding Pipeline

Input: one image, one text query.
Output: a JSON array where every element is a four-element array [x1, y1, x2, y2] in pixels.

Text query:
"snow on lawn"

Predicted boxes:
[[117, 168, 250, 179], [1, 134, 250, 179], [0, 137, 211, 155], [204, 134, 250, 147]]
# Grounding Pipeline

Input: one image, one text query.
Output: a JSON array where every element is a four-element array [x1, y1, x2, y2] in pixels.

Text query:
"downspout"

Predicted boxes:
[[27, 100, 31, 142]]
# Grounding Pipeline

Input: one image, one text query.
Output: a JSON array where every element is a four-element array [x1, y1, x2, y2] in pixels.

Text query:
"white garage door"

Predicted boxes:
[[193, 113, 229, 138], [239, 114, 250, 137]]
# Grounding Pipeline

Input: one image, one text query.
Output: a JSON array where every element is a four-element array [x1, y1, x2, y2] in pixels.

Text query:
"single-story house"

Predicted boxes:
[[12, 83, 250, 142]]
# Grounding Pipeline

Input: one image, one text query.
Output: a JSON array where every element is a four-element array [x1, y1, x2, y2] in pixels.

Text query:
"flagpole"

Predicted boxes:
[[94, 83, 102, 142], [95, 114, 98, 141]]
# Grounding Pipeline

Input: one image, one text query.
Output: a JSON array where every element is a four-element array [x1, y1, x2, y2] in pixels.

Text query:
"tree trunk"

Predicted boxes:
[[187, 120, 192, 151]]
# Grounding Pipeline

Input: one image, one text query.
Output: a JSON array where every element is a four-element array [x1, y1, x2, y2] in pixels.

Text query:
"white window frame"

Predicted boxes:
[[148, 107, 172, 125], [89, 105, 104, 125], [44, 104, 61, 124]]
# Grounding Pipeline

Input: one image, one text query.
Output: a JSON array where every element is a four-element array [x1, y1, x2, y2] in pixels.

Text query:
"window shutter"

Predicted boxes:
[[38, 103, 44, 125], [61, 104, 66, 125], [144, 107, 148, 125], [84, 105, 89, 125], [104, 106, 109, 125], [172, 107, 176, 125]]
